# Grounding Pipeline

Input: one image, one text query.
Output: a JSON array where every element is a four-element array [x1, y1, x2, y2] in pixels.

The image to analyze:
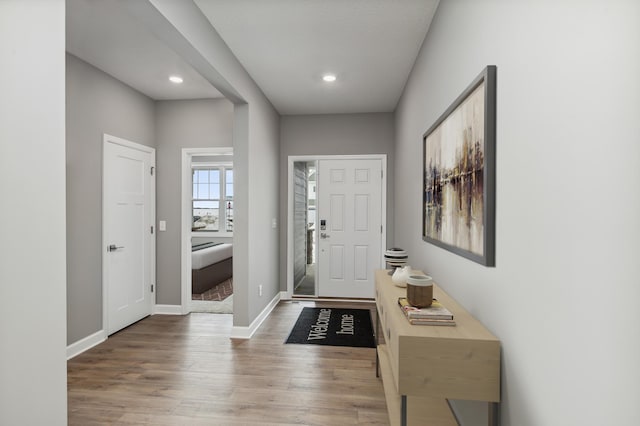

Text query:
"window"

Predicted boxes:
[[192, 166, 233, 233]]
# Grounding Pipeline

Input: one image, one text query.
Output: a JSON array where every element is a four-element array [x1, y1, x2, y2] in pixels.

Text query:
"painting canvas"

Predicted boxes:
[[423, 66, 496, 266]]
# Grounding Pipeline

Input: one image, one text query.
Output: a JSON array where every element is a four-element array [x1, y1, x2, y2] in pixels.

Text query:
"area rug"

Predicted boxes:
[[285, 307, 375, 348], [192, 278, 233, 301], [190, 295, 233, 314]]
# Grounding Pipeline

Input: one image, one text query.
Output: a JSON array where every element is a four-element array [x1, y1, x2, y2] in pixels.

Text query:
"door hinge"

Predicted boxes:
[[150, 166, 154, 176], [381, 225, 383, 234], [151, 284, 154, 292], [150, 225, 154, 234]]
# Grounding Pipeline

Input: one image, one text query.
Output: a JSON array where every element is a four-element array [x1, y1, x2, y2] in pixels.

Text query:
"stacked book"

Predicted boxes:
[[398, 297, 455, 326]]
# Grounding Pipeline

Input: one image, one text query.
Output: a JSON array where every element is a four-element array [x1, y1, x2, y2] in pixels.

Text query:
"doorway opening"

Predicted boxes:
[[181, 147, 234, 314], [293, 161, 317, 297]]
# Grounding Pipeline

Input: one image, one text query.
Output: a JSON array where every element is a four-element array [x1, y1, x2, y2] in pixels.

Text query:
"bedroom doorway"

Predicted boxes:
[[181, 147, 234, 314]]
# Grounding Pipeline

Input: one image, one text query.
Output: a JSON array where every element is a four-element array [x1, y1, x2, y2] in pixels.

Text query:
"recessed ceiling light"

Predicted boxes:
[[169, 75, 183, 84], [322, 74, 337, 82]]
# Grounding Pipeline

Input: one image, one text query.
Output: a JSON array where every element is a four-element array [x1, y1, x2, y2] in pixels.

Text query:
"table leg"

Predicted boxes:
[[401, 395, 407, 426], [488, 402, 500, 426], [375, 307, 380, 378]]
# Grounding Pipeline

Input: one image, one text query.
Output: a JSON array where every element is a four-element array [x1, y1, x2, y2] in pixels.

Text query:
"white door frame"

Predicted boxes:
[[102, 134, 156, 334], [286, 154, 387, 299], [180, 147, 233, 314]]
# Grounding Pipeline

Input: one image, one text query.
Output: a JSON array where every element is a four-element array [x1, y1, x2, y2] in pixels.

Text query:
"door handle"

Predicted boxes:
[[108, 244, 124, 252], [320, 233, 330, 239]]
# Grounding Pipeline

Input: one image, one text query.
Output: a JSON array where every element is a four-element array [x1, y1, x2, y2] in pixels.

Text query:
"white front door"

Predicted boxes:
[[103, 135, 155, 335], [317, 159, 383, 298]]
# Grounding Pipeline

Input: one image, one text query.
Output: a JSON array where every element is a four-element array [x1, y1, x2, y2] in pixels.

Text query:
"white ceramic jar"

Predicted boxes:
[[391, 265, 411, 287]]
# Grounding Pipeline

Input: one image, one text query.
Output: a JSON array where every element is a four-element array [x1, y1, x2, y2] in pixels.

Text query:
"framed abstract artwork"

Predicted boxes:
[[422, 66, 496, 266]]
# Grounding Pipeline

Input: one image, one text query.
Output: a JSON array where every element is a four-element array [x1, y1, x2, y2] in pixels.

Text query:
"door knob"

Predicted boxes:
[[320, 233, 330, 239], [108, 244, 124, 252]]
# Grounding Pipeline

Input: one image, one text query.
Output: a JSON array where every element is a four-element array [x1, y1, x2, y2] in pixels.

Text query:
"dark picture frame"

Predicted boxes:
[[422, 66, 496, 266]]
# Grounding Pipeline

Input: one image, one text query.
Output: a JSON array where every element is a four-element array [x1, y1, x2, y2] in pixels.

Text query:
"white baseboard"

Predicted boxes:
[[231, 292, 281, 339], [153, 304, 183, 315], [67, 329, 107, 360], [67, 305, 182, 359]]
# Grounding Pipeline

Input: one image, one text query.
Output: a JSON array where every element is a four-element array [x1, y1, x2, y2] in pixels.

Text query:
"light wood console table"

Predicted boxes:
[[374, 269, 501, 426]]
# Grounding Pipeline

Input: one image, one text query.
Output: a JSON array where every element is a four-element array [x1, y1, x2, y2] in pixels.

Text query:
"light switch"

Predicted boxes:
[[159, 220, 166, 231]]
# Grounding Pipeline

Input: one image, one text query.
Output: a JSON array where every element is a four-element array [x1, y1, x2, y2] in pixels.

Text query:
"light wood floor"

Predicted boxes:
[[67, 300, 389, 425]]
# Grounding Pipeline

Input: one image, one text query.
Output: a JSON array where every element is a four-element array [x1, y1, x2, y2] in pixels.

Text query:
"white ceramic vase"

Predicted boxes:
[[391, 265, 411, 287]]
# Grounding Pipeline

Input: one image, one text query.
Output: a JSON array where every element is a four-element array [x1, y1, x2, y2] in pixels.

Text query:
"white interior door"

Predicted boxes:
[[317, 159, 383, 298], [103, 135, 155, 335]]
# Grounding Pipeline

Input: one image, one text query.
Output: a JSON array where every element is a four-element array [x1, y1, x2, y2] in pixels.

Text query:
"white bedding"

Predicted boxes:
[[191, 243, 233, 270]]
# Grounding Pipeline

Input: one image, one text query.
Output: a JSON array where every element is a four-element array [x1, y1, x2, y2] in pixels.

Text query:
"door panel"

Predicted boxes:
[[104, 137, 154, 335], [329, 245, 345, 280], [354, 245, 369, 280], [330, 194, 345, 231], [318, 159, 382, 298], [354, 194, 370, 231]]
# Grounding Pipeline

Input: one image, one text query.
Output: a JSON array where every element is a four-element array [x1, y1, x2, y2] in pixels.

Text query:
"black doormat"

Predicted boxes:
[[285, 307, 376, 348]]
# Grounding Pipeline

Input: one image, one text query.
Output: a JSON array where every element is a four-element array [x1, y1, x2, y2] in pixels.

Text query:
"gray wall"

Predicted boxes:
[[394, 1, 640, 425], [245, 104, 280, 324], [66, 53, 156, 344], [279, 113, 395, 291], [0, 1, 67, 424], [155, 98, 234, 304], [150, 1, 281, 327]]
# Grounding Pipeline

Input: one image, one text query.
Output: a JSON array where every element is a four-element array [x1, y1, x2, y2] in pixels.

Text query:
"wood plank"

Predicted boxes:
[[68, 300, 388, 425]]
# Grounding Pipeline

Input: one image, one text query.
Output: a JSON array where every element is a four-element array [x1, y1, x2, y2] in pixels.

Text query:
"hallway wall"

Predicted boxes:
[[143, 1, 281, 328], [66, 53, 156, 344], [0, 2, 67, 424], [155, 98, 234, 305], [394, 1, 640, 425]]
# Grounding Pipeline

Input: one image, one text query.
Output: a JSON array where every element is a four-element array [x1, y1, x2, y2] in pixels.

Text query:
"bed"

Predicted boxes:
[[191, 242, 233, 294]]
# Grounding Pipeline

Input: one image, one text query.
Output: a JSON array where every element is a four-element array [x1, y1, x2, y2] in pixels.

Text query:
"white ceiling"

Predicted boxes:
[[66, 0, 224, 100], [66, 0, 439, 114], [195, 0, 439, 114]]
